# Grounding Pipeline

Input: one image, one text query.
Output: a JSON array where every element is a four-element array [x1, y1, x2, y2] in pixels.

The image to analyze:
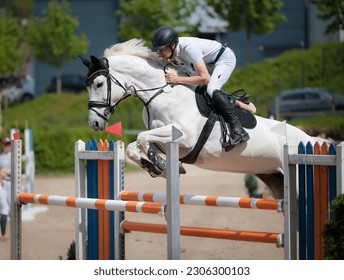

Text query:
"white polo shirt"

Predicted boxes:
[[170, 37, 236, 96], [174, 37, 223, 66]]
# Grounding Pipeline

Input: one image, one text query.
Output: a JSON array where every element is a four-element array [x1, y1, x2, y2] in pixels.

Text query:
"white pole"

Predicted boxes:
[[113, 141, 125, 260], [75, 140, 86, 260], [336, 142, 344, 195], [283, 143, 298, 260], [24, 128, 35, 194], [10, 138, 22, 260], [166, 141, 180, 260]]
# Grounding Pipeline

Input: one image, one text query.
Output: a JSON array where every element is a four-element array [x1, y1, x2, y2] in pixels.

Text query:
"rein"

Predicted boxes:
[[86, 61, 168, 123]]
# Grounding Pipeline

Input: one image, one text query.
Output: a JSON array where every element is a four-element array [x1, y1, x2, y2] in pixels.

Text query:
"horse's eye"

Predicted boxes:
[[96, 82, 103, 88]]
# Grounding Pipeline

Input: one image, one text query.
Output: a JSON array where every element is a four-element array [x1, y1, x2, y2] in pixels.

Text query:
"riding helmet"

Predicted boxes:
[[152, 26, 179, 51]]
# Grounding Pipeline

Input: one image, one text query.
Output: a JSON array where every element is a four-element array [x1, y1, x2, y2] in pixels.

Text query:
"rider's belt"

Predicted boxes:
[[210, 46, 226, 65]]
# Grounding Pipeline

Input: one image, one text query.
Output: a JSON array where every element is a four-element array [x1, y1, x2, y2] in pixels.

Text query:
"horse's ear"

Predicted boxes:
[[90, 55, 101, 65], [79, 56, 90, 67]]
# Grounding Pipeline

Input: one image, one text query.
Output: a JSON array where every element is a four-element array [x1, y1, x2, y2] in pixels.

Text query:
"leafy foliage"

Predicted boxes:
[[26, 0, 88, 69], [0, 12, 23, 75], [116, 0, 200, 43], [312, 0, 344, 34], [205, 0, 286, 62], [244, 174, 259, 197], [323, 194, 344, 260], [206, 0, 286, 34]]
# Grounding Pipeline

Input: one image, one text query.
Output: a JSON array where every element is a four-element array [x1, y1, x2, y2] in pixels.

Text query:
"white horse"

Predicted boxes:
[[81, 39, 316, 199]]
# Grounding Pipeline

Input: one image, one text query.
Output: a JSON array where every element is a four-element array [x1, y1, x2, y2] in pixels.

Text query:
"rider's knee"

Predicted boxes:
[[206, 85, 219, 97]]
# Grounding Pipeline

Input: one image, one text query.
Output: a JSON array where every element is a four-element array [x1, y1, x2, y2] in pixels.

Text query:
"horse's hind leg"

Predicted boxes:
[[254, 173, 284, 199]]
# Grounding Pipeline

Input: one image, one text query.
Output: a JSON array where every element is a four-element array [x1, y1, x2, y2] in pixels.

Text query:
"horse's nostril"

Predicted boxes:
[[94, 121, 99, 128]]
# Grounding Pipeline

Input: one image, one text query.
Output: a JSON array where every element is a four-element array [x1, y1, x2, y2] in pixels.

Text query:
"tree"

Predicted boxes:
[[0, 12, 23, 75], [26, 0, 88, 93], [206, 0, 287, 63], [323, 194, 344, 260], [312, 0, 344, 36], [116, 0, 200, 44]]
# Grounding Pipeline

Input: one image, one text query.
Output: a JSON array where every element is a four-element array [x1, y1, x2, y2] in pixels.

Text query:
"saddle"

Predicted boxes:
[[195, 85, 256, 129], [180, 85, 257, 164]]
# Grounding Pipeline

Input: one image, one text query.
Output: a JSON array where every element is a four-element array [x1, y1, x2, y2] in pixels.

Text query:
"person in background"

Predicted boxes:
[[0, 137, 11, 241], [151, 26, 249, 147], [0, 170, 10, 241]]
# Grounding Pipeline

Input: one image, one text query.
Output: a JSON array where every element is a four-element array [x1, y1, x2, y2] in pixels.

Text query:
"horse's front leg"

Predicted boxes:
[[136, 124, 186, 176], [126, 141, 163, 178]]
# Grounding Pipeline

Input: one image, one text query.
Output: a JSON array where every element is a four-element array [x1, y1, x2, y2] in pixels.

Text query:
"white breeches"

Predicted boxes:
[[206, 48, 236, 97]]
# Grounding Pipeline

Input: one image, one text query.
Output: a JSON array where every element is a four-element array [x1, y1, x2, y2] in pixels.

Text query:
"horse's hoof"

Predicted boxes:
[[148, 172, 159, 178], [224, 145, 235, 152], [179, 164, 186, 174]]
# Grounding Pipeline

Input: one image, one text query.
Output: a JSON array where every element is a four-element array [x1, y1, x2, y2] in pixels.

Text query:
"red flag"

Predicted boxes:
[[13, 131, 20, 140], [106, 122, 122, 140]]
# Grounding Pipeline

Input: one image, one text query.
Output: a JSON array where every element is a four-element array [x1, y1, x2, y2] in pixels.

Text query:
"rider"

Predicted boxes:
[[151, 26, 249, 147]]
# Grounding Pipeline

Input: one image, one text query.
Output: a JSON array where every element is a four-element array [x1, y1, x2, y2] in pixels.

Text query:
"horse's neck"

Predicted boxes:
[[110, 55, 166, 101]]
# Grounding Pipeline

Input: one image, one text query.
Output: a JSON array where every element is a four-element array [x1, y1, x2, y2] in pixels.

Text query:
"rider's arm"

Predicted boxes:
[[165, 59, 210, 85]]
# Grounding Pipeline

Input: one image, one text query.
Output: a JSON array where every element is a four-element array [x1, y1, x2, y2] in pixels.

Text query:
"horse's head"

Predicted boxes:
[[81, 39, 170, 132], [80, 55, 128, 132]]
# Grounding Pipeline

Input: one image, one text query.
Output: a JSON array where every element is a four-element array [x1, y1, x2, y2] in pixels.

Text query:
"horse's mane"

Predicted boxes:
[[103, 38, 161, 64]]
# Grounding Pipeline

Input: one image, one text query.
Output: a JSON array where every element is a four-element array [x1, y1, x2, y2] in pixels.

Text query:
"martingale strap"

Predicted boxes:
[[180, 111, 217, 164]]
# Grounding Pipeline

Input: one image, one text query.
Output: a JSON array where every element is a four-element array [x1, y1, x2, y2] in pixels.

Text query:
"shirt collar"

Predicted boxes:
[[169, 44, 182, 65]]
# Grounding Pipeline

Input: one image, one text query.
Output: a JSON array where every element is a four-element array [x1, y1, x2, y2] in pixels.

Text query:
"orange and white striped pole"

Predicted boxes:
[[120, 191, 283, 211], [17, 193, 165, 214]]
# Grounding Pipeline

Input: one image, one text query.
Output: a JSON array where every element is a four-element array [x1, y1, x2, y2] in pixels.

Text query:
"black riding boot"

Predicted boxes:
[[212, 89, 250, 146]]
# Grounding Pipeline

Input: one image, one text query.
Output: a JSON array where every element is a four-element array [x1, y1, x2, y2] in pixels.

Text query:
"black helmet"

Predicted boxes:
[[152, 26, 179, 51]]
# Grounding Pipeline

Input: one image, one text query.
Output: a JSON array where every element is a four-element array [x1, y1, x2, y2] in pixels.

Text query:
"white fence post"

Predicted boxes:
[[166, 141, 180, 260], [10, 138, 22, 260], [283, 143, 298, 260], [336, 142, 344, 195], [74, 140, 87, 260], [113, 140, 125, 260]]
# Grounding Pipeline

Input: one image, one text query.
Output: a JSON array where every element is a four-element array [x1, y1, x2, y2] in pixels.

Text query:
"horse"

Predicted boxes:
[[80, 38, 317, 199]]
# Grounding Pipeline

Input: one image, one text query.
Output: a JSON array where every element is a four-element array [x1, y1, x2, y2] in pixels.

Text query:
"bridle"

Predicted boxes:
[[86, 66, 129, 122], [85, 57, 168, 123]]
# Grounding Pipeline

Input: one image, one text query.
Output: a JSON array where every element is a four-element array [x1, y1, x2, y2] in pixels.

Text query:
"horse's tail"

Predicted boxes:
[[270, 120, 287, 137]]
